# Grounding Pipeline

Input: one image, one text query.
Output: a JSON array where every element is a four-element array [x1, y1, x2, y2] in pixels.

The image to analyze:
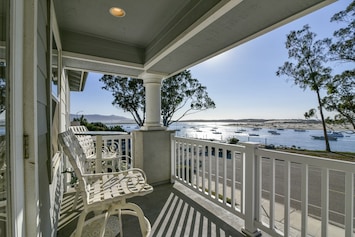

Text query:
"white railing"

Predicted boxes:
[[91, 134, 133, 171], [91, 134, 132, 158], [172, 137, 247, 219], [171, 136, 355, 237]]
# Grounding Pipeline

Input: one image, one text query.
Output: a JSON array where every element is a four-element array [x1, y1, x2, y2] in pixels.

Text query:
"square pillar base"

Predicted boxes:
[[132, 130, 175, 185]]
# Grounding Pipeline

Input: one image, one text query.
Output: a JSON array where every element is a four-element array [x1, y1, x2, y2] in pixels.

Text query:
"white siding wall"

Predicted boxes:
[[36, 0, 53, 235], [37, 0, 64, 236]]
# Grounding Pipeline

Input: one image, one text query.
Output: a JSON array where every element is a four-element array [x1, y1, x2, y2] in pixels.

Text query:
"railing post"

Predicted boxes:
[[242, 142, 262, 237], [170, 133, 176, 183]]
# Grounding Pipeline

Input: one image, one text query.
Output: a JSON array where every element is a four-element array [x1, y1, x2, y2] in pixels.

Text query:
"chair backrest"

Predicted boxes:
[[69, 126, 96, 158], [58, 130, 90, 203], [76, 135, 96, 158], [69, 125, 88, 134]]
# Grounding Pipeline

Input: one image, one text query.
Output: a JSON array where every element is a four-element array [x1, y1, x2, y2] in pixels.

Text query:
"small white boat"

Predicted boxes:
[[328, 131, 344, 138], [249, 133, 259, 136], [312, 135, 337, 141]]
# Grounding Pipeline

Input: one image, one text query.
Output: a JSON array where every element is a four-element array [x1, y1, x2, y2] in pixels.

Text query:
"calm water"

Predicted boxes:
[[119, 122, 355, 153]]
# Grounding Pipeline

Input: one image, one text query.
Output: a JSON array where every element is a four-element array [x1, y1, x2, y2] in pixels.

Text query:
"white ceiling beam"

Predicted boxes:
[[144, 0, 244, 70]]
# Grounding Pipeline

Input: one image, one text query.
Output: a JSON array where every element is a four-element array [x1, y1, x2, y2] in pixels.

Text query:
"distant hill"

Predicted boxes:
[[70, 114, 135, 124], [181, 118, 320, 124], [69, 115, 321, 126], [181, 119, 269, 123]]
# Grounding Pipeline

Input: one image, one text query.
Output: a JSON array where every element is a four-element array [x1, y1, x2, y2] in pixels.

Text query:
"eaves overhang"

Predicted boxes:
[[54, 0, 336, 90]]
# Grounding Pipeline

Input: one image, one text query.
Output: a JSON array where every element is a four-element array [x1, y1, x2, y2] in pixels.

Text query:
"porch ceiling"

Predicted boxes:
[[53, 0, 335, 85]]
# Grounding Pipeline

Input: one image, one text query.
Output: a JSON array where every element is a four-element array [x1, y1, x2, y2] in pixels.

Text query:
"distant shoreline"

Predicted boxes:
[[93, 116, 353, 132], [180, 119, 353, 131]]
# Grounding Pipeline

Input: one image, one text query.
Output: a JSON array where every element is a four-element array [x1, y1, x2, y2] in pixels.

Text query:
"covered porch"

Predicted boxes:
[[58, 183, 245, 237], [56, 133, 354, 237], [3, 0, 351, 236]]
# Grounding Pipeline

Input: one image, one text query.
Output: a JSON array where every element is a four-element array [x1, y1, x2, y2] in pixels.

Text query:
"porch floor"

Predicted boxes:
[[57, 182, 246, 237]]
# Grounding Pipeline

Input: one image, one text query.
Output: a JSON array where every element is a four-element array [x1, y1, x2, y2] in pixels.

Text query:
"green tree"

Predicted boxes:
[[323, 71, 355, 130], [100, 70, 215, 127], [227, 137, 239, 144], [276, 25, 332, 151], [161, 70, 215, 126], [323, 1, 355, 130], [100, 76, 145, 126], [328, 0, 355, 63], [73, 115, 125, 132]]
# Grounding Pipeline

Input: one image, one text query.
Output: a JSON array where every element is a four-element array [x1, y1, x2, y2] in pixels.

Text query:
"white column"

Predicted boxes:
[[141, 73, 165, 130], [9, 0, 26, 236], [23, 0, 40, 235]]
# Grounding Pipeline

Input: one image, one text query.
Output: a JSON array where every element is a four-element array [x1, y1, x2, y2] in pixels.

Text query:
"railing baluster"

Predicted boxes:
[[270, 157, 275, 230], [171, 139, 174, 179], [117, 138, 122, 155], [223, 148, 227, 204], [202, 145, 206, 194], [301, 163, 308, 237], [196, 145, 200, 190], [321, 168, 329, 237], [284, 160, 290, 237], [241, 151, 245, 214], [177, 141, 181, 179], [255, 152, 262, 222], [187, 143, 191, 184], [232, 151, 236, 210], [208, 145, 212, 197], [215, 146, 219, 201], [122, 138, 126, 155], [193, 143, 197, 187], [182, 142, 185, 182], [344, 172, 354, 237]]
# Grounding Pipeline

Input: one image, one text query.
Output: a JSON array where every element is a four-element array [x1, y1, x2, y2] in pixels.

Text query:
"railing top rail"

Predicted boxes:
[[92, 134, 132, 140], [173, 136, 246, 152], [257, 148, 355, 173]]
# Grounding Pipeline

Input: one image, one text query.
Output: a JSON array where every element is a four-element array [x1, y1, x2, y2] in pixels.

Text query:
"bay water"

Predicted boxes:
[[119, 122, 355, 153]]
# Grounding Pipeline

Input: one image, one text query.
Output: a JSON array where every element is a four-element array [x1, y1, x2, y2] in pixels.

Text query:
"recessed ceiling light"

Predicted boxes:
[[109, 7, 126, 17]]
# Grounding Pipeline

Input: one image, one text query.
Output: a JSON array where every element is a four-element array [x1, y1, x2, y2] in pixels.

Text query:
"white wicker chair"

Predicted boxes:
[[59, 130, 153, 237], [69, 126, 132, 172]]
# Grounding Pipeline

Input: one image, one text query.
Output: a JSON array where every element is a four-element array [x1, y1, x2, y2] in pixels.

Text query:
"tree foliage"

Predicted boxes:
[[161, 70, 215, 126], [276, 25, 332, 151], [100, 76, 145, 126], [329, 0, 355, 63], [73, 115, 126, 131], [323, 1, 355, 130], [323, 70, 355, 130], [100, 70, 215, 127]]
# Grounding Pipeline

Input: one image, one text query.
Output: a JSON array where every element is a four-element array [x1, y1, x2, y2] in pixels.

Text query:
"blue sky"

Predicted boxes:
[[70, 0, 352, 120]]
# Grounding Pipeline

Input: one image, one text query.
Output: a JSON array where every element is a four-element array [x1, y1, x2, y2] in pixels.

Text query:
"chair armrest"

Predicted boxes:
[[81, 168, 146, 178], [82, 168, 149, 192]]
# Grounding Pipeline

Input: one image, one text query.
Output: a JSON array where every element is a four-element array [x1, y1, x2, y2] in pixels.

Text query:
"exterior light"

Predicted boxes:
[[109, 7, 126, 17]]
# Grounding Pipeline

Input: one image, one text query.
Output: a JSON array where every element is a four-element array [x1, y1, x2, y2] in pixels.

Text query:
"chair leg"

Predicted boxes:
[[72, 192, 79, 211], [74, 211, 88, 237], [121, 202, 151, 237], [99, 211, 110, 237], [118, 209, 123, 236]]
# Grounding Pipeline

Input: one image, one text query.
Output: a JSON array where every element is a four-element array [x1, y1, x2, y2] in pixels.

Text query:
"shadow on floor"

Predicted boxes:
[[57, 183, 244, 237]]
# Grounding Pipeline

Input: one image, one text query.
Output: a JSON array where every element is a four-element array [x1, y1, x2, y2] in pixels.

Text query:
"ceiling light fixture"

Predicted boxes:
[[109, 7, 126, 17]]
